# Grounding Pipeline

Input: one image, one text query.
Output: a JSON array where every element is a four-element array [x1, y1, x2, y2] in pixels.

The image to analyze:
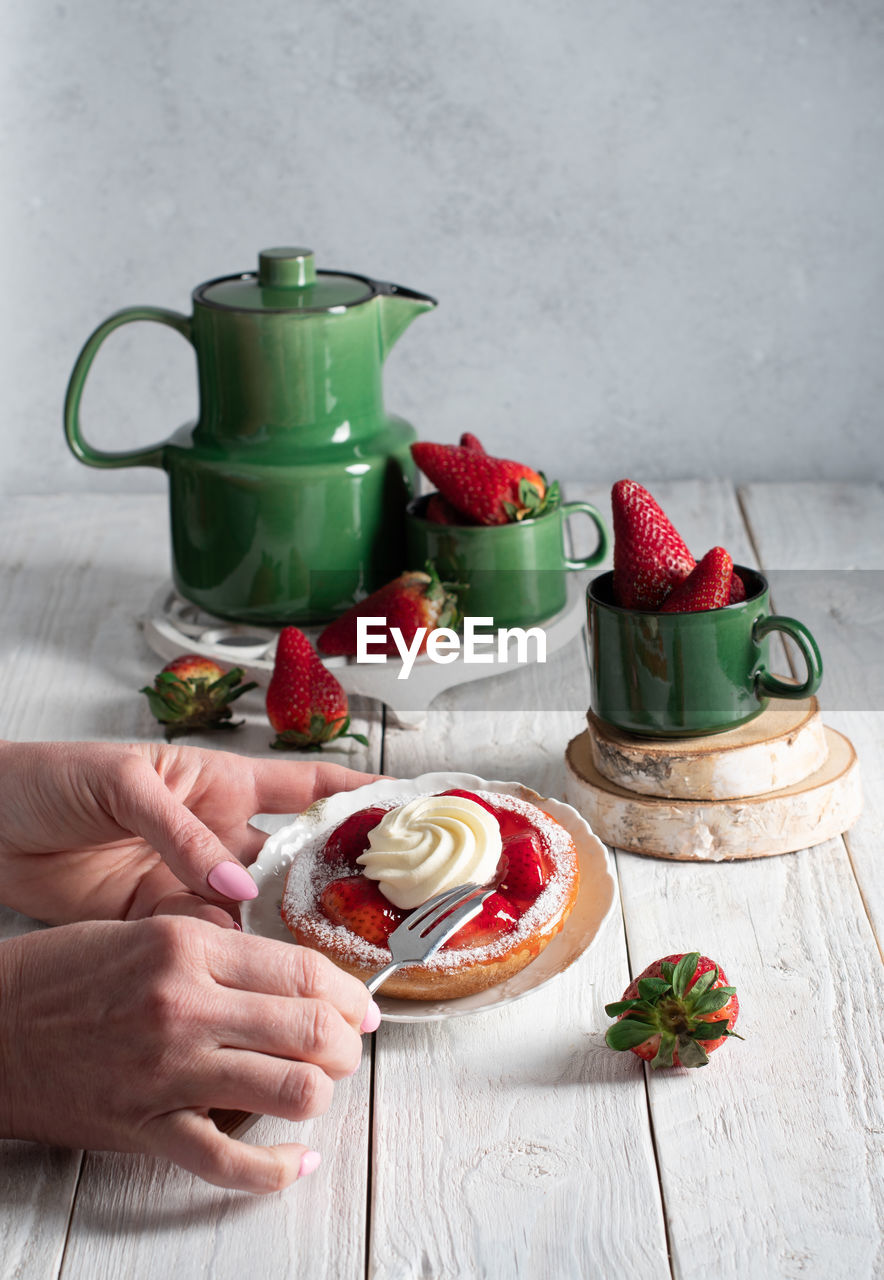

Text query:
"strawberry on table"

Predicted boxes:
[[611, 479, 696, 609], [318, 565, 458, 658], [411, 440, 560, 526], [140, 655, 256, 740], [266, 627, 368, 750], [660, 546, 734, 613], [605, 951, 741, 1068]]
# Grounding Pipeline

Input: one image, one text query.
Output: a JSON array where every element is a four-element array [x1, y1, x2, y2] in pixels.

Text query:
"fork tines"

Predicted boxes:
[[406, 883, 488, 938]]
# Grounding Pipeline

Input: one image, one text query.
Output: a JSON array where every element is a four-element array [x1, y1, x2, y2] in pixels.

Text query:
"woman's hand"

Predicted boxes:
[[0, 740, 378, 926], [0, 915, 380, 1192]]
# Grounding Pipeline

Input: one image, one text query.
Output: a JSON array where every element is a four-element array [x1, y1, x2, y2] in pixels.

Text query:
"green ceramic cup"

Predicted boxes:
[[406, 497, 610, 628], [587, 568, 823, 737]]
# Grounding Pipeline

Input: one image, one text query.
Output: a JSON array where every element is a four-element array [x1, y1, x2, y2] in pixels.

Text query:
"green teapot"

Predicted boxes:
[[64, 247, 436, 623]]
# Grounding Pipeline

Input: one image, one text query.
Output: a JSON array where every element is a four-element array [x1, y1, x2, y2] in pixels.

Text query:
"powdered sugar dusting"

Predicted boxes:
[[281, 790, 578, 973]]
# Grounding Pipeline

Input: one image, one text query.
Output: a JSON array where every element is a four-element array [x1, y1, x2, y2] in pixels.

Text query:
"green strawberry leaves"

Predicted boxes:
[[141, 666, 258, 740], [501, 474, 562, 523], [605, 1018, 657, 1052], [271, 714, 370, 752], [604, 952, 741, 1068]]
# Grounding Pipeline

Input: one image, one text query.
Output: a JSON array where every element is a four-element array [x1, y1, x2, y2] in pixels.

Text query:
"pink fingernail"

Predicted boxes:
[[207, 861, 259, 901], [298, 1150, 322, 1179], [360, 999, 381, 1034], [232, 920, 242, 932]]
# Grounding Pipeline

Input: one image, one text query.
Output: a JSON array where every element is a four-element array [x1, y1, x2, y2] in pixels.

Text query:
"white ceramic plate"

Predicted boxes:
[[242, 771, 617, 1023]]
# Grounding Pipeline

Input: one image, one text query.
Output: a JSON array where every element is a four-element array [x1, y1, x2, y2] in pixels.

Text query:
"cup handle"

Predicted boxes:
[[64, 306, 193, 469], [561, 501, 610, 570], [753, 615, 823, 700]]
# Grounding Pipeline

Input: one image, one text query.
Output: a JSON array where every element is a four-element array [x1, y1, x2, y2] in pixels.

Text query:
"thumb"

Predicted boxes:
[[105, 757, 259, 904]]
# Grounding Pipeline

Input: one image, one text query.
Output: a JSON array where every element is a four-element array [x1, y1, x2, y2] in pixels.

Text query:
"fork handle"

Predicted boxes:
[[365, 962, 403, 996]]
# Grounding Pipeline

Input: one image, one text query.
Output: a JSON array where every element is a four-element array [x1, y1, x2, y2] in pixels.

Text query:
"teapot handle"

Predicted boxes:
[[64, 306, 193, 469]]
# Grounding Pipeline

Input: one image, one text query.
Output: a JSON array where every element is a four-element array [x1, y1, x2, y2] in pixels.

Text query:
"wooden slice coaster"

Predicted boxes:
[[564, 725, 862, 861], [586, 698, 828, 801]]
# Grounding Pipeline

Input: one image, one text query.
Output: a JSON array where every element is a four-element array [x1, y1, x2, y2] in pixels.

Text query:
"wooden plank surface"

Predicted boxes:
[[612, 481, 883, 1279], [372, 644, 671, 1279], [1, 485, 881, 1279], [740, 482, 884, 946]]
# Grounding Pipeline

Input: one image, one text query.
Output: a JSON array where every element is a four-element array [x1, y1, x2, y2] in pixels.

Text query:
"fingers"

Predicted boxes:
[[146, 1111, 320, 1194], [152, 892, 240, 930], [249, 759, 382, 816], [208, 933, 375, 1032], [200, 1048, 341, 1118], [104, 755, 258, 903], [216, 994, 362, 1079]]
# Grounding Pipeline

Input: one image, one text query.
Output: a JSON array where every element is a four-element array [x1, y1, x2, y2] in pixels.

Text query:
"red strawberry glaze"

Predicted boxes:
[[281, 788, 580, 993], [314, 790, 554, 951]]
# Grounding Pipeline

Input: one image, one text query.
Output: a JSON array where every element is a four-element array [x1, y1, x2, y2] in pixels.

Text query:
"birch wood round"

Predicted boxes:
[[586, 698, 828, 800], [564, 725, 862, 860]]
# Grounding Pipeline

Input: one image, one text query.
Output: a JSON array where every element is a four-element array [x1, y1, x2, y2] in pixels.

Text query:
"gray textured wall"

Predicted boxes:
[[3, 0, 883, 496]]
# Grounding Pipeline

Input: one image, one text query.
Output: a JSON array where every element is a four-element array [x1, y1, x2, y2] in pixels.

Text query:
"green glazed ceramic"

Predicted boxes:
[[587, 568, 823, 737], [64, 247, 436, 623], [406, 496, 609, 629]]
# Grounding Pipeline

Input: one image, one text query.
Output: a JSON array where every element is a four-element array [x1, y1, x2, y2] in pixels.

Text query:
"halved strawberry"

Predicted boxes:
[[498, 832, 551, 908], [605, 952, 741, 1068], [444, 890, 519, 949], [140, 654, 256, 740], [317, 565, 458, 657], [320, 807, 388, 868], [611, 479, 696, 609], [319, 876, 402, 947], [437, 788, 499, 818], [411, 441, 560, 526], [660, 547, 733, 613], [730, 571, 747, 603]]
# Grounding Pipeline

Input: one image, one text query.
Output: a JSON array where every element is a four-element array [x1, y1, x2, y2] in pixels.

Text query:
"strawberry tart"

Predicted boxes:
[[280, 787, 581, 999]]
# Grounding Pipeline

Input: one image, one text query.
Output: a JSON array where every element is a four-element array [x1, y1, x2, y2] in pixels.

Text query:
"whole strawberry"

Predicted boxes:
[[660, 546, 734, 613], [318, 565, 458, 657], [267, 628, 369, 750], [612, 479, 695, 609], [605, 952, 741, 1068], [459, 431, 486, 453], [422, 434, 485, 523], [141, 655, 257, 740], [411, 440, 560, 526]]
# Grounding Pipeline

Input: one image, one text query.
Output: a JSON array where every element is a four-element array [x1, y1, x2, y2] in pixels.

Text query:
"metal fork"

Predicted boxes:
[[364, 882, 495, 995]]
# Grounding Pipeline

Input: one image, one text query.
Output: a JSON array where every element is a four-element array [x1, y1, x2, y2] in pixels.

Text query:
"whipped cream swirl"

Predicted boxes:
[[356, 794, 502, 909]]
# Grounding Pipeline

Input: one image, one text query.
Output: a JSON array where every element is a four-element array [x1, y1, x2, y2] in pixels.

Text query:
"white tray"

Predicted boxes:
[[140, 578, 588, 727]]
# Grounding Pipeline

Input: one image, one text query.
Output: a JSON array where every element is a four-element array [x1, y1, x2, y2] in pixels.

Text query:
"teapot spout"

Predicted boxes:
[[377, 283, 437, 359]]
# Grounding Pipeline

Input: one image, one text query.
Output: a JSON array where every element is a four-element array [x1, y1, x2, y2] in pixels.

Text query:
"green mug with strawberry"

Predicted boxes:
[[405, 436, 609, 629], [588, 481, 823, 737]]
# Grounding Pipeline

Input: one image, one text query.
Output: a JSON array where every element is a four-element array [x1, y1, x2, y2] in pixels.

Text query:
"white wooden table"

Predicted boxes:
[[1, 481, 882, 1280]]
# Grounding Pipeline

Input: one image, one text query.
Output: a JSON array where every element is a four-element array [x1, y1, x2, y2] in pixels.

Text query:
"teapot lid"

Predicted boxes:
[[195, 247, 376, 313]]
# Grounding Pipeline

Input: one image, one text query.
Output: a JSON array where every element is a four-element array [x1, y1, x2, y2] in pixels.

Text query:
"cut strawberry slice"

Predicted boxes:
[[319, 876, 403, 947], [438, 788, 499, 818], [320, 807, 387, 868], [444, 891, 519, 949], [498, 832, 551, 908]]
